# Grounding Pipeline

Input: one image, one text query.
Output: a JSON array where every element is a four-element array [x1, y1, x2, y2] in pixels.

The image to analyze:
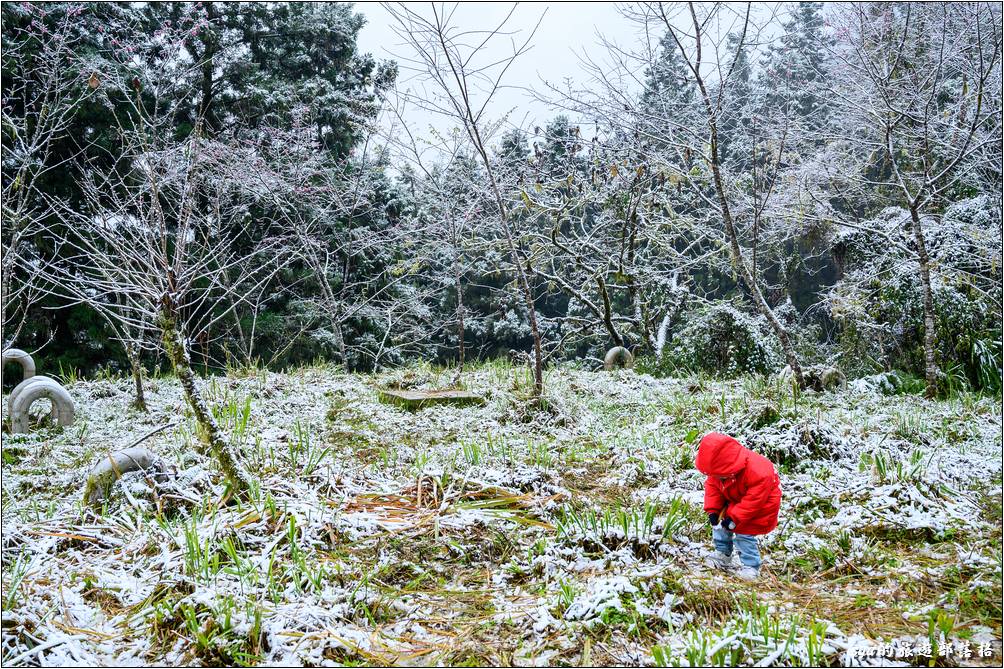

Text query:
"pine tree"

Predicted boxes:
[[641, 32, 696, 113], [142, 3, 396, 157], [719, 32, 756, 171], [760, 2, 834, 138]]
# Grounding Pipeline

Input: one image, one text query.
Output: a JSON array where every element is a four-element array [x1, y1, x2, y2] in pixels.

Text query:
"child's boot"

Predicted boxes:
[[708, 551, 733, 570], [737, 565, 759, 581]]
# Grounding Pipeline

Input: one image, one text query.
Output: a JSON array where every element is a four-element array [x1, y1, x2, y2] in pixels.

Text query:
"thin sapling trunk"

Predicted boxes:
[[125, 342, 147, 411], [910, 207, 942, 397], [160, 305, 251, 494]]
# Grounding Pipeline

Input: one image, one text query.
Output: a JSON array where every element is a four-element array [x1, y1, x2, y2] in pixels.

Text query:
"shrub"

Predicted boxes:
[[658, 303, 783, 377]]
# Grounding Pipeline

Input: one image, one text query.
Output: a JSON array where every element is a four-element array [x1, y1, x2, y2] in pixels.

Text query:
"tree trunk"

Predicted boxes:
[[126, 343, 147, 411], [677, 12, 806, 390], [518, 264, 544, 396], [160, 308, 250, 493], [596, 275, 624, 348], [455, 264, 465, 371], [626, 208, 655, 352], [707, 134, 806, 389], [655, 312, 672, 362], [459, 115, 542, 395], [334, 322, 347, 369], [910, 207, 942, 398]]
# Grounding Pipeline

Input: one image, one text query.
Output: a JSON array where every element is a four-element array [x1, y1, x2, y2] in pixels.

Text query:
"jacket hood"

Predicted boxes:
[[695, 432, 748, 476]]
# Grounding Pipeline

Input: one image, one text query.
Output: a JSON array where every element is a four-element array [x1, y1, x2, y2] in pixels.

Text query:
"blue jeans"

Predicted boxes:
[[713, 526, 761, 568]]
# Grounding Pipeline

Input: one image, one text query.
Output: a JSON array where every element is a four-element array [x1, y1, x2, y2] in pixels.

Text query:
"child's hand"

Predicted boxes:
[[708, 512, 719, 526], [721, 516, 736, 531]]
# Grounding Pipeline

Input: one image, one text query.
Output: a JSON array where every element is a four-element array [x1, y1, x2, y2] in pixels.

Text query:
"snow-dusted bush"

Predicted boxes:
[[848, 370, 926, 395], [741, 418, 853, 468], [660, 303, 783, 377]]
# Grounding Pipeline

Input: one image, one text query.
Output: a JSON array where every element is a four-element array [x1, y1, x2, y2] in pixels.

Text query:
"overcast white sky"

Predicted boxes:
[[355, 2, 645, 141], [356, 2, 788, 149]]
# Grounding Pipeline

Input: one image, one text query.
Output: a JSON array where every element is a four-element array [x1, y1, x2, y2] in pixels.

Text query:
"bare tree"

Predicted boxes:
[[541, 2, 807, 383], [381, 91, 493, 376], [46, 126, 286, 490], [384, 2, 549, 395], [518, 119, 698, 361], [237, 106, 441, 372], [1, 5, 93, 349], [39, 25, 287, 493], [819, 1, 1002, 396], [648, 2, 806, 387]]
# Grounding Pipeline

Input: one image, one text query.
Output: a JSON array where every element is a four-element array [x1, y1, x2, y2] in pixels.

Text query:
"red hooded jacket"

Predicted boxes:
[[695, 432, 781, 535]]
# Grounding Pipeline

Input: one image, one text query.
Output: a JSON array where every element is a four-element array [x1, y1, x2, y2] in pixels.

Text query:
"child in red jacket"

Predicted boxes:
[[695, 432, 782, 580]]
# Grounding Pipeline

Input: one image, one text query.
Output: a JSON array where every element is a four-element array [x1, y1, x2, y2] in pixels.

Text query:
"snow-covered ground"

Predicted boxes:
[[2, 362, 1001, 666]]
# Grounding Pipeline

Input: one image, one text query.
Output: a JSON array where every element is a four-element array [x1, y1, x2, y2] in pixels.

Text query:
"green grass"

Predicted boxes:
[[3, 361, 1000, 666]]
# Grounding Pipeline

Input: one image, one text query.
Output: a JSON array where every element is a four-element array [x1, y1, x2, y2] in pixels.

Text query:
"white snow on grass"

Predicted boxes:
[[2, 363, 1001, 665]]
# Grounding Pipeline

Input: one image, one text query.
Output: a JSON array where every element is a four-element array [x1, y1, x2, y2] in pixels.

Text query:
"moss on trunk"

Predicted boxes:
[[160, 309, 251, 493]]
